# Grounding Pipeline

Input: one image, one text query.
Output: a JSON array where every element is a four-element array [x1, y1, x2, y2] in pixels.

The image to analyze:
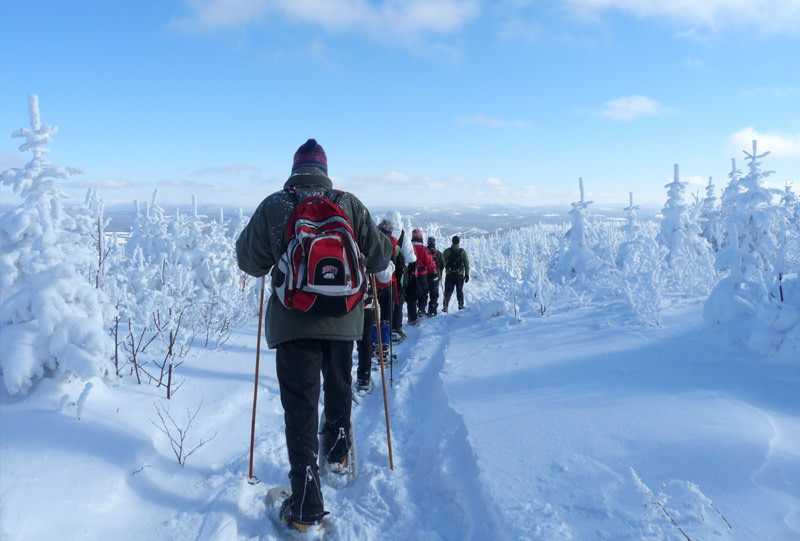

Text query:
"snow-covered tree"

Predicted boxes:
[[550, 178, 604, 283], [698, 177, 722, 252], [705, 141, 800, 357], [614, 193, 666, 324], [0, 95, 114, 396], [715, 141, 787, 280], [656, 164, 715, 295]]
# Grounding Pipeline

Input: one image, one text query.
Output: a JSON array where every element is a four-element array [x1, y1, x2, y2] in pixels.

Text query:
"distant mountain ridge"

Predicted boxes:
[[0, 201, 663, 237]]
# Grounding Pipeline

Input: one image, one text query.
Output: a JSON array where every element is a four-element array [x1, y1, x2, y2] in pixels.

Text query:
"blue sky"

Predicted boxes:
[[2, 0, 800, 210]]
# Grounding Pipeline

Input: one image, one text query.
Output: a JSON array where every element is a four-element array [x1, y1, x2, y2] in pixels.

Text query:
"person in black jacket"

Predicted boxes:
[[425, 236, 444, 316], [442, 235, 470, 312]]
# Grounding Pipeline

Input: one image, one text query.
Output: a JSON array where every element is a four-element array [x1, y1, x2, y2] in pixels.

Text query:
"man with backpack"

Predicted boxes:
[[408, 228, 435, 323], [376, 212, 416, 341], [442, 235, 470, 312], [425, 236, 444, 316], [235, 139, 392, 533]]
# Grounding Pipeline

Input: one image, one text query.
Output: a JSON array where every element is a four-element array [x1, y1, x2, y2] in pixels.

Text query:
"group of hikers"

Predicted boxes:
[[356, 214, 470, 392], [235, 139, 469, 533]]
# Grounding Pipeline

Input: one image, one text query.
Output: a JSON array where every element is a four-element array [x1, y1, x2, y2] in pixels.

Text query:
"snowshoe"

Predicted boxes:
[[355, 379, 374, 396], [372, 345, 396, 365], [318, 410, 358, 488], [265, 486, 328, 539]]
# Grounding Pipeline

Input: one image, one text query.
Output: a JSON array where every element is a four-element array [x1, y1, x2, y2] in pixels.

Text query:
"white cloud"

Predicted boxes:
[[456, 113, 530, 128], [564, 0, 800, 35], [726, 127, 800, 158], [598, 95, 670, 121], [188, 164, 261, 177], [69, 178, 136, 190], [171, 0, 480, 37]]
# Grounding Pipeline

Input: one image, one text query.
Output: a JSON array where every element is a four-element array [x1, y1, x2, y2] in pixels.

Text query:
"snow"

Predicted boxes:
[[1, 96, 800, 540], [2, 284, 799, 540]]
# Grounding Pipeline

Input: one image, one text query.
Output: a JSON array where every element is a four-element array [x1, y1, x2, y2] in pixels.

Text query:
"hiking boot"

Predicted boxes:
[[458, 303, 465, 310], [408, 318, 421, 326], [391, 330, 406, 343], [327, 455, 348, 474], [356, 379, 373, 395], [280, 497, 323, 533]]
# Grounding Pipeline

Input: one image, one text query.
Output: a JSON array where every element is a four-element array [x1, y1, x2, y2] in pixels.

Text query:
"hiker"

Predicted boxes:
[[377, 213, 416, 340], [235, 139, 392, 532], [356, 263, 394, 394], [442, 235, 470, 312], [425, 236, 444, 316], [407, 228, 435, 324]]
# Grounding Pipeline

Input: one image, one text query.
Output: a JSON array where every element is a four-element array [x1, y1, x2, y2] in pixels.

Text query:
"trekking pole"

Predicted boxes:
[[371, 275, 394, 470], [248, 275, 266, 484], [389, 281, 394, 386]]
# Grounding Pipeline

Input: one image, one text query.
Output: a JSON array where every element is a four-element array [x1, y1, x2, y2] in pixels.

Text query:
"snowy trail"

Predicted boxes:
[[315, 312, 503, 540], [386, 315, 504, 540]]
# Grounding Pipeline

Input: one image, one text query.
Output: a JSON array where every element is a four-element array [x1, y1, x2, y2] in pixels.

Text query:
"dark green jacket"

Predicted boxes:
[[236, 171, 392, 348], [442, 244, 470, 277]]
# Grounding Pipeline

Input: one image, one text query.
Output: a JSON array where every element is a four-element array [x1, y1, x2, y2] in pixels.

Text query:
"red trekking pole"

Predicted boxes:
[[248, 275, 266, 484]]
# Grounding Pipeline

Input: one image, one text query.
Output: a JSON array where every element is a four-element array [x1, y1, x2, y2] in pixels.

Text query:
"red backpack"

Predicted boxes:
[[274, 188, 366, 316]]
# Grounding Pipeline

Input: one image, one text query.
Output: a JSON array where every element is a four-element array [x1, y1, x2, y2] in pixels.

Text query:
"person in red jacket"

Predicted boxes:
[[406, 228, 435, 325]]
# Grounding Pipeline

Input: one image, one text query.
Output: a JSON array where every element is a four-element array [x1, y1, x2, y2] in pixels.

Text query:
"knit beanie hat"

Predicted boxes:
[[292, 138, 327, 176], [412, 228, 423, 242], [427, 236, 436, 247], [452, 235, 460, 245], [378, 218, 394, 235]]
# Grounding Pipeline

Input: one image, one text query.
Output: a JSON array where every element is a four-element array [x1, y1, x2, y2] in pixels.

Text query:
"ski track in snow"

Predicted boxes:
[[313, 313, 504, 540]]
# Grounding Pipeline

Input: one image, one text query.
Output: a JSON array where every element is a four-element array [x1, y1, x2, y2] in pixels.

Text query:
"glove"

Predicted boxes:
[[374, 261, 395, 284], [464, 274, 469, 283]]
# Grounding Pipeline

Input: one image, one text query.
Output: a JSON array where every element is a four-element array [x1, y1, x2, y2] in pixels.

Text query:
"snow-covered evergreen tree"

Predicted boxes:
[[656, 164, 715, 296], [705, 141, 800, 357], [614, 193, 666, 324], [698, 177, 722, 252], [550, 177, 604, 283], [715, 141, 786, 280], [0, 95, 114, 396]]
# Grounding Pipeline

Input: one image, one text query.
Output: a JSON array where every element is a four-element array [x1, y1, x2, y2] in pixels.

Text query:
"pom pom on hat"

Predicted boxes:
[[292, 138, 328, 175]]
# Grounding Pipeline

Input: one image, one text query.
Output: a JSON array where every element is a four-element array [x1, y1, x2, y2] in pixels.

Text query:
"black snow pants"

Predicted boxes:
[[444, 273, 465, 310], [356, 307, 375, 383], [275, 339, 353, 523]]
